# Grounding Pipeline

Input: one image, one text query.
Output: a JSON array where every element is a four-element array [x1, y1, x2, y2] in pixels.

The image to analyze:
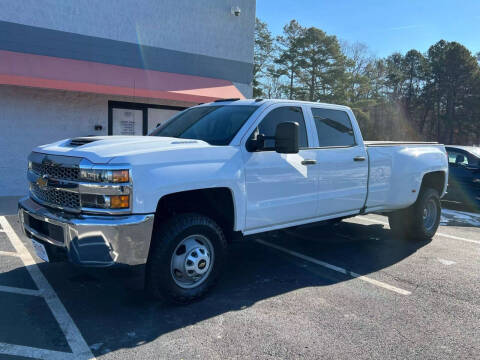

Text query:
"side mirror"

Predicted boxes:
[[275, 122, 299, 154]]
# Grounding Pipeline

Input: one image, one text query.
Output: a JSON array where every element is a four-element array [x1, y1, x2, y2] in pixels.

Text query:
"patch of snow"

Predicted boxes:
[[440, 209, 480, 227]]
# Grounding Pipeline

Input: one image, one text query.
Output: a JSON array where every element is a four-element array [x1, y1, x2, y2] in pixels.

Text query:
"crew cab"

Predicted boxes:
[[18, 99, 448, 303]]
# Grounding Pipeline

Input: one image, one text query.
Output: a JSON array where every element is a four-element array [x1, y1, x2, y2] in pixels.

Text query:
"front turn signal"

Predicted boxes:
[[110, 195, 130, 209]]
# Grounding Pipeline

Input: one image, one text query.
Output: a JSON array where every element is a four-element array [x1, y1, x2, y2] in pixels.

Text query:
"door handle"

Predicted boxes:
[[353, 156, 366, 162], [301, 159, 317, 165]]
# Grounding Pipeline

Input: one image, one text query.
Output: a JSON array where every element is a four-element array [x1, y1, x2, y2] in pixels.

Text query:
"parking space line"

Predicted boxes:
[[356, 216, 480, 245], [0, 216, 95, 360], [0, 250, 19, 257], [0, 342, 75, 360], [255, 238, 411, 296], [0, 285, 42, 297]]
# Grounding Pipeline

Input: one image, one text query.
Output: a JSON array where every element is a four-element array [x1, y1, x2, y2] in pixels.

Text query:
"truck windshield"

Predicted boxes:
[[150, 105, 259, 145]]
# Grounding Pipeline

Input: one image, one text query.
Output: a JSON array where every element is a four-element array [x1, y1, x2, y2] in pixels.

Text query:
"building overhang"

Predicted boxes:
[[0, 50, 245, 103]]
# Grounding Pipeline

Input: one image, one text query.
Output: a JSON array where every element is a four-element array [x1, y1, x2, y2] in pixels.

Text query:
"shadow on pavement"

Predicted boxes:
[[0, 220, 429, 357]]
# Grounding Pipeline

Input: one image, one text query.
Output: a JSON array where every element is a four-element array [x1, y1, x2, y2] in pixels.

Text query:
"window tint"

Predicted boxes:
[[311, 108, 355, 147], [253, 106, 308, 149]]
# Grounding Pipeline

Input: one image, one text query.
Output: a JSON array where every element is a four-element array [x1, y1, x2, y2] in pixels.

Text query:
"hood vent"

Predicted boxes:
[[69, 137, 99, 147]]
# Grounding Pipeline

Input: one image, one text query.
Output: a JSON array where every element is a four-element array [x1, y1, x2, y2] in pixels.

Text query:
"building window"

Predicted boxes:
[[108, 101, 186, 136]]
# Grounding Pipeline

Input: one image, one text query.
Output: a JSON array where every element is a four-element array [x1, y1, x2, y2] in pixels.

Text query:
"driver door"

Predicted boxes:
[[242, 105, 318, 232]]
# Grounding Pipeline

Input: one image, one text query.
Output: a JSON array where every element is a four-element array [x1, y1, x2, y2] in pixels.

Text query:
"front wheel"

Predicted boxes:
[[388, 188, 441, 241], [145, 213, 227, 304]]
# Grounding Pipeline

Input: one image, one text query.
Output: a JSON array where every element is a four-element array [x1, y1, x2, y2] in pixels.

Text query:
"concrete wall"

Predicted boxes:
[[0, 0, 255, 64], [0, 85, 190, 196]]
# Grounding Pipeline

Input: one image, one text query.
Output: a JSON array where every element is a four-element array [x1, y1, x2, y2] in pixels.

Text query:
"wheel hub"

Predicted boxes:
[[423, 198, 438, 231], [184, 246, 210, 276], [170, 235, 214, 289]]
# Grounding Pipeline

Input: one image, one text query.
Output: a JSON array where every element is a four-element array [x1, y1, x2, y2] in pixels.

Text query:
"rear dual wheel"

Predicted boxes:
[[388, 187, 441, 241]]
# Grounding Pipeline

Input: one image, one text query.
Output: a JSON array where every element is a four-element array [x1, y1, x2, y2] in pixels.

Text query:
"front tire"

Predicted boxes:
[[388, 188, 441, 241], [145, 213, 227, 304]]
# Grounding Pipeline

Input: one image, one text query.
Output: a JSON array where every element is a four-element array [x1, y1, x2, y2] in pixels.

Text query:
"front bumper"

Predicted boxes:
[[18, 197, 154, 267]]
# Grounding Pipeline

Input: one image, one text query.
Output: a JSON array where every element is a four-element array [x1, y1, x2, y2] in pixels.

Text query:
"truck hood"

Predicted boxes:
[[34, 136, 212, 163]]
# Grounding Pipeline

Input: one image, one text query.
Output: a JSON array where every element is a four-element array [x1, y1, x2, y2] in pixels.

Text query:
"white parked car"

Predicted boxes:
[[18, 99, 448, 303]]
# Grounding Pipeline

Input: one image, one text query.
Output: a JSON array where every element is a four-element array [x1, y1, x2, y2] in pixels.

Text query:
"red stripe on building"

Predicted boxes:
[[0, 50, 245, 102]]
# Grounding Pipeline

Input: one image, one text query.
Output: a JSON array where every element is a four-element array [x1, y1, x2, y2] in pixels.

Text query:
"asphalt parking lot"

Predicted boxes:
[[0, 208, 479, 359]]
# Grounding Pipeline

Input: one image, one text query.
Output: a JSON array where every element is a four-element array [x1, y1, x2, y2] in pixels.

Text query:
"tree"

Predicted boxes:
[[400, 50, 429, 131], [262, 65, 287, 99], [385, 53, 407, 99], [341, 41, 375, 103], [253, 18, 274, 97], [296, 27, 346, 102], [252, 19, 480, 144], [274, 20, 305, 99], [427, 40, 480, 143]]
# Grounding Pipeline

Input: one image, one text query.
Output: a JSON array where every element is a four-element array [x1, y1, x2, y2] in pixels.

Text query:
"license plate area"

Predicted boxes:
[[31, 239, 50, 262]]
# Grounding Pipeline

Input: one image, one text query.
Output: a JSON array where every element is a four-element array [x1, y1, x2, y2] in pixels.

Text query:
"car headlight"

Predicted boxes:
[[79, 169, 129, 183], [473, 178, 480, 184]]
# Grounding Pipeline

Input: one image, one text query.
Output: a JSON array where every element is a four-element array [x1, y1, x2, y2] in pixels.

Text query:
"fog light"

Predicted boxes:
[[110, 195, 130, 209]]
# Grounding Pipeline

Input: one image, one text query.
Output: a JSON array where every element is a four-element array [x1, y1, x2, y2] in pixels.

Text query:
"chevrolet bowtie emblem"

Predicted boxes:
[[36, 175, 49, 189]]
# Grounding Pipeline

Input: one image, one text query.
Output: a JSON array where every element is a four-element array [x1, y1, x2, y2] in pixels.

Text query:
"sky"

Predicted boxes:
[[256, 0, 480, 58]]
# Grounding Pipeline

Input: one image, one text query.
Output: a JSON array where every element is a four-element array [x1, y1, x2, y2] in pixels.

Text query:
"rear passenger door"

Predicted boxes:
[[308, 107, 368, 217]]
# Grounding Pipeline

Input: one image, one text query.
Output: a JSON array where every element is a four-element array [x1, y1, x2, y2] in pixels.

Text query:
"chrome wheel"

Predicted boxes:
[[423, 198, 438, 232], [170, 234, 214, 289]]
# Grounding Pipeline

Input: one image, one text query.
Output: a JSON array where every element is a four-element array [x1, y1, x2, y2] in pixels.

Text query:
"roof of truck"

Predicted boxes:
[[202, 98, 352, 111]]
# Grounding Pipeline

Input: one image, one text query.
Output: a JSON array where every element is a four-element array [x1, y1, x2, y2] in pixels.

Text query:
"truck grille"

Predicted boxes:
[[31, 162, 80, 181], [28, 153, 130, 214], [31, 183, 81, 210]]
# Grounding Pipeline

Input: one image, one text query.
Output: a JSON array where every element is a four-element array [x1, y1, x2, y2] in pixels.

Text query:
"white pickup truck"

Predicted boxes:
[[19, 99, 448, 303]]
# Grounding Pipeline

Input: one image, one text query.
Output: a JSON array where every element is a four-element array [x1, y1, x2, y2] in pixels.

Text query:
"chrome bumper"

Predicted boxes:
[[18, 197, 154, 267]]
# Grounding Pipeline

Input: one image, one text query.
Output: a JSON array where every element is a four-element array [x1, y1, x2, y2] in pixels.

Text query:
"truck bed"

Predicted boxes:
[[364, 141, 447, 212]]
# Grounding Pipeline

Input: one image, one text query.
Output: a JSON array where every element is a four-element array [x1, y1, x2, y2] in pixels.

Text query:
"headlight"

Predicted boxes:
[[79, 169, 129, 183], [81, 194, 130, 209], [473, 178, 480, 184]]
